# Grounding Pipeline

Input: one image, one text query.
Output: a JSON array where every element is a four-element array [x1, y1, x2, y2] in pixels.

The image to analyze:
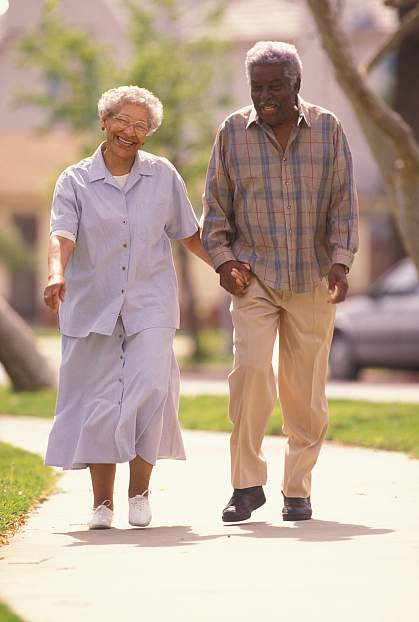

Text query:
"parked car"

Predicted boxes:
[[329, 258, 419, 379]]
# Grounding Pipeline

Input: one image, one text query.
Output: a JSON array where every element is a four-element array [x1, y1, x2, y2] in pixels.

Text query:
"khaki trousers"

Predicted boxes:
[[229, 276, 335, 498]]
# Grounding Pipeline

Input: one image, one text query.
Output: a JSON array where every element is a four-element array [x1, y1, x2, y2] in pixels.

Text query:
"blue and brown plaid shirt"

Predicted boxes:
[[202, 97, 359, 293]]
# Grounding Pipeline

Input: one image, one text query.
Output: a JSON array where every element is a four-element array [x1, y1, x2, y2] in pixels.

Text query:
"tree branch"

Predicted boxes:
[[384, 0, 418, 9], [306, 0, 419, 167], [365, 4, 419, 73]]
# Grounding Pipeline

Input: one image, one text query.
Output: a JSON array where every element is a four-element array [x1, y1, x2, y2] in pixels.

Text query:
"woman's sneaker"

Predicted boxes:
[[88, 500, 113, 529], [128, 490, 152, 527]]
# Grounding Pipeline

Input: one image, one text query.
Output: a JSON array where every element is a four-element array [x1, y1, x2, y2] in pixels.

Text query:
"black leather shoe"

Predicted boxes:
[[282, 493, 312, 521], [222, 486, 266, 522]]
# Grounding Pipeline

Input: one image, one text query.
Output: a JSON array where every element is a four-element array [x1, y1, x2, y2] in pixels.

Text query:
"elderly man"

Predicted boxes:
[[202, 41, 359, 522]]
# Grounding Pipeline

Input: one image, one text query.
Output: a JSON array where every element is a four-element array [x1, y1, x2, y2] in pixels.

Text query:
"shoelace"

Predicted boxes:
[[93, 499, 112, 514], [131, 490, 150, 507]]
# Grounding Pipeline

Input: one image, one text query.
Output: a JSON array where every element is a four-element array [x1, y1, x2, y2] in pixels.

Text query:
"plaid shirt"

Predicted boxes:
[[202, 97, 359, 293]]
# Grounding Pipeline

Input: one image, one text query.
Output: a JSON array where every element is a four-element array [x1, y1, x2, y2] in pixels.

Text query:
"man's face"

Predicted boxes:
[[102, 102, 149, 160], [250, 63, 300, 128]]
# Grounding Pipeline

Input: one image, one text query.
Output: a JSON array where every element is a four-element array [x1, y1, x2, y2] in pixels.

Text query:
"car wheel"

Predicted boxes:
[[329, 333, 359, 380]]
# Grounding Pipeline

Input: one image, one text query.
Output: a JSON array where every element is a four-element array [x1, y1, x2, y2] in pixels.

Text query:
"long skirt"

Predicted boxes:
[[45, 318, 185, 470]]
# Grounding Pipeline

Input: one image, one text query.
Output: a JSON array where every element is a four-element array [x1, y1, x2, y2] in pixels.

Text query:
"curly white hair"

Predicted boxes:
[[97, 85, 163, 136], [245, 41, 302, 86]]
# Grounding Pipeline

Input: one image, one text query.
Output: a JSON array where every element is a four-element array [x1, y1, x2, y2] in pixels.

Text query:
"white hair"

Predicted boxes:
[[245, 41, 302, 86], [97, 85, 163, 135]]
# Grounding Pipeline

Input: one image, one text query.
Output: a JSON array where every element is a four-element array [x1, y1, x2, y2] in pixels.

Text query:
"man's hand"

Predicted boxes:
[[218, 260, 252, 296], [43, 275, 66, 313], [327, 263, 349, 304]]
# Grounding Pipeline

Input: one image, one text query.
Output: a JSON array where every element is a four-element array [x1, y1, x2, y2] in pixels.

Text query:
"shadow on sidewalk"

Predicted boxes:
[[60, 519, 393, 547], [231, 520, 394, 542]]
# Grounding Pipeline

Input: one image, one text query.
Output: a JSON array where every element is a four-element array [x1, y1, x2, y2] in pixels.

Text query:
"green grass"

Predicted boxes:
[[178, 394, 419, 458], [177, 329, 232, 372], [0, 387, 56, 418], [0, 602, 26, 622], [0, 387, 418, 458], [0, 442, 57, 538], [31, 325, 59, 338]]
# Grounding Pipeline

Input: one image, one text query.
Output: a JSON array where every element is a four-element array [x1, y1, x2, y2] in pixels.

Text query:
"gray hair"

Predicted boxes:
[[97, 85, 163, 136], [245, 41, 302, 86]]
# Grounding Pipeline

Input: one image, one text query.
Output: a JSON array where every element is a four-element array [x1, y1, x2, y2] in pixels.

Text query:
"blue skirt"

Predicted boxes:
[[45, 318, 185, 469]]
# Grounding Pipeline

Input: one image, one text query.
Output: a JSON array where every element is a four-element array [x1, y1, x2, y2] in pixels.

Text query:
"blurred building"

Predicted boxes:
[[0, 0, 406, 325]]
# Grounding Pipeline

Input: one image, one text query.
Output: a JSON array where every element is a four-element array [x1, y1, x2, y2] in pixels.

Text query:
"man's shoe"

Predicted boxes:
[[282, 493, 312, 521], [222, 486, 266, 522], [88, 500, 113, 529], [129, 490, 152, 527]]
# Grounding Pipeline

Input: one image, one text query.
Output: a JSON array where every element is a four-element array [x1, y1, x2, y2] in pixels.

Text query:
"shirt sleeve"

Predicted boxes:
[[50, 230, 76, 243], [50, 171, 80, 241], [327, 121, 359, 270], [164, 166, 199, 240], [201, 125, 237, 270]]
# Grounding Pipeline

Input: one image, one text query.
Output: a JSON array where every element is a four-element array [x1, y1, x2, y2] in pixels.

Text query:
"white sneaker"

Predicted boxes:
[[88, 500, 113, 529], [128, 491, 152, 527]]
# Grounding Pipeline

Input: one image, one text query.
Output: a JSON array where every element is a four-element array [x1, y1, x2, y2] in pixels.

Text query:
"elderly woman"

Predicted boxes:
[[44, 85, 247, 530]]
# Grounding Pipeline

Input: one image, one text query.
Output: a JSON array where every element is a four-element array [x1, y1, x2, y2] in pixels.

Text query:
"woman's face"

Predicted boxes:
[[102, 102, 150, 160]]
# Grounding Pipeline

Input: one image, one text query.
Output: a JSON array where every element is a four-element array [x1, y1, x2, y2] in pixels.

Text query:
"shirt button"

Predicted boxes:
[[122, 220, 127, 224], [287, 205, 292, 209], [118, 334, 123, 338], [122, 266, 126, 270], [289, 228, 292, 234], [121, 289, 125, 294], [120, 355, 124, 360], [118, 378, 123, 383], [123, 243, 127, 248]]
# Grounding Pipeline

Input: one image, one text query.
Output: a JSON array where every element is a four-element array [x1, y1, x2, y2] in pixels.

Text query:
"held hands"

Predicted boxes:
[[327, 263, 349, 304], [43, 275, 66, 314], [218, 260, 252, 296]]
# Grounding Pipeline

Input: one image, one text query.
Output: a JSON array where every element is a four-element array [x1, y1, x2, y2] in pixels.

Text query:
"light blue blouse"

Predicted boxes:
[[50, 145, 199, 337]]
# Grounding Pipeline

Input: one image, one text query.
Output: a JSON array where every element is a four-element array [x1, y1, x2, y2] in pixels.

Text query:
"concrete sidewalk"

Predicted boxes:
[[0, 416, 418, 622]]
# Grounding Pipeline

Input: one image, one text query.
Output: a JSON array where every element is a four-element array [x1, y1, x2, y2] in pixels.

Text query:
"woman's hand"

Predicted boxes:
[[44, 275, 66, 313]]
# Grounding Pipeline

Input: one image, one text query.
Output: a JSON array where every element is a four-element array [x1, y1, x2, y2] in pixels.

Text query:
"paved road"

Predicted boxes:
[[0, 416, 418, 622]]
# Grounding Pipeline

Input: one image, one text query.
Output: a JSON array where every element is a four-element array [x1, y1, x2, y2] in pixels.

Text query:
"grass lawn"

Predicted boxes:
[[0, 387, 418, 458], [0, 441, 57, 541], [180, 395, 419, 458], [0, 602, 25, 622]]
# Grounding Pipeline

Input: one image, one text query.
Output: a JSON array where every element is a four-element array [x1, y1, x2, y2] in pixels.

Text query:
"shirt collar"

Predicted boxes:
[[88, 143, 154, 182], [246, 95, 312, 130]]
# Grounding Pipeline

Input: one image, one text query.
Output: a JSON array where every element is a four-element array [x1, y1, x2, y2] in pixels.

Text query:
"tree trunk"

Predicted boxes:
[[0, 297, 56, 391], [394, 1, 419, 141], [177, 244, 204, 360], [306, 0, 419, 272]]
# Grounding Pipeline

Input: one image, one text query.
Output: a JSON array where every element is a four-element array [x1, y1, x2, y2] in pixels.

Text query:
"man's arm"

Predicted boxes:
[[327, 121, 359, 303], [202, 126, 251, 296]]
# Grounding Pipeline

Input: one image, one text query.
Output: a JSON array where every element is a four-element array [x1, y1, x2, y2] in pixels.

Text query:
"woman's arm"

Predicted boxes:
[[178, 229, 213, 266], [43, 235, 75, 313], [178, 229, 250, 289]]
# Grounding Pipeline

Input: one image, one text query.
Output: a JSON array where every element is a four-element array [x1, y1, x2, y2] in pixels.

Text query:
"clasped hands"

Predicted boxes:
[[218, 260, 252, 296]]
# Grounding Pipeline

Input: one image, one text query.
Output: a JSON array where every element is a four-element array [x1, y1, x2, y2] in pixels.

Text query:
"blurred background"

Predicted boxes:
[[0, 0, 418, 388]]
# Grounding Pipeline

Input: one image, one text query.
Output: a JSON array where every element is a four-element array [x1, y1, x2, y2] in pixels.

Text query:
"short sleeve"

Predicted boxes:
[[164, 167, 199, 240], [50, 171, 81, 240]]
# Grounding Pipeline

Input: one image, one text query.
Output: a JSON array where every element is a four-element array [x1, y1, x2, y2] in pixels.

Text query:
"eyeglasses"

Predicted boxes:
[[111, 115, 149, 136]]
